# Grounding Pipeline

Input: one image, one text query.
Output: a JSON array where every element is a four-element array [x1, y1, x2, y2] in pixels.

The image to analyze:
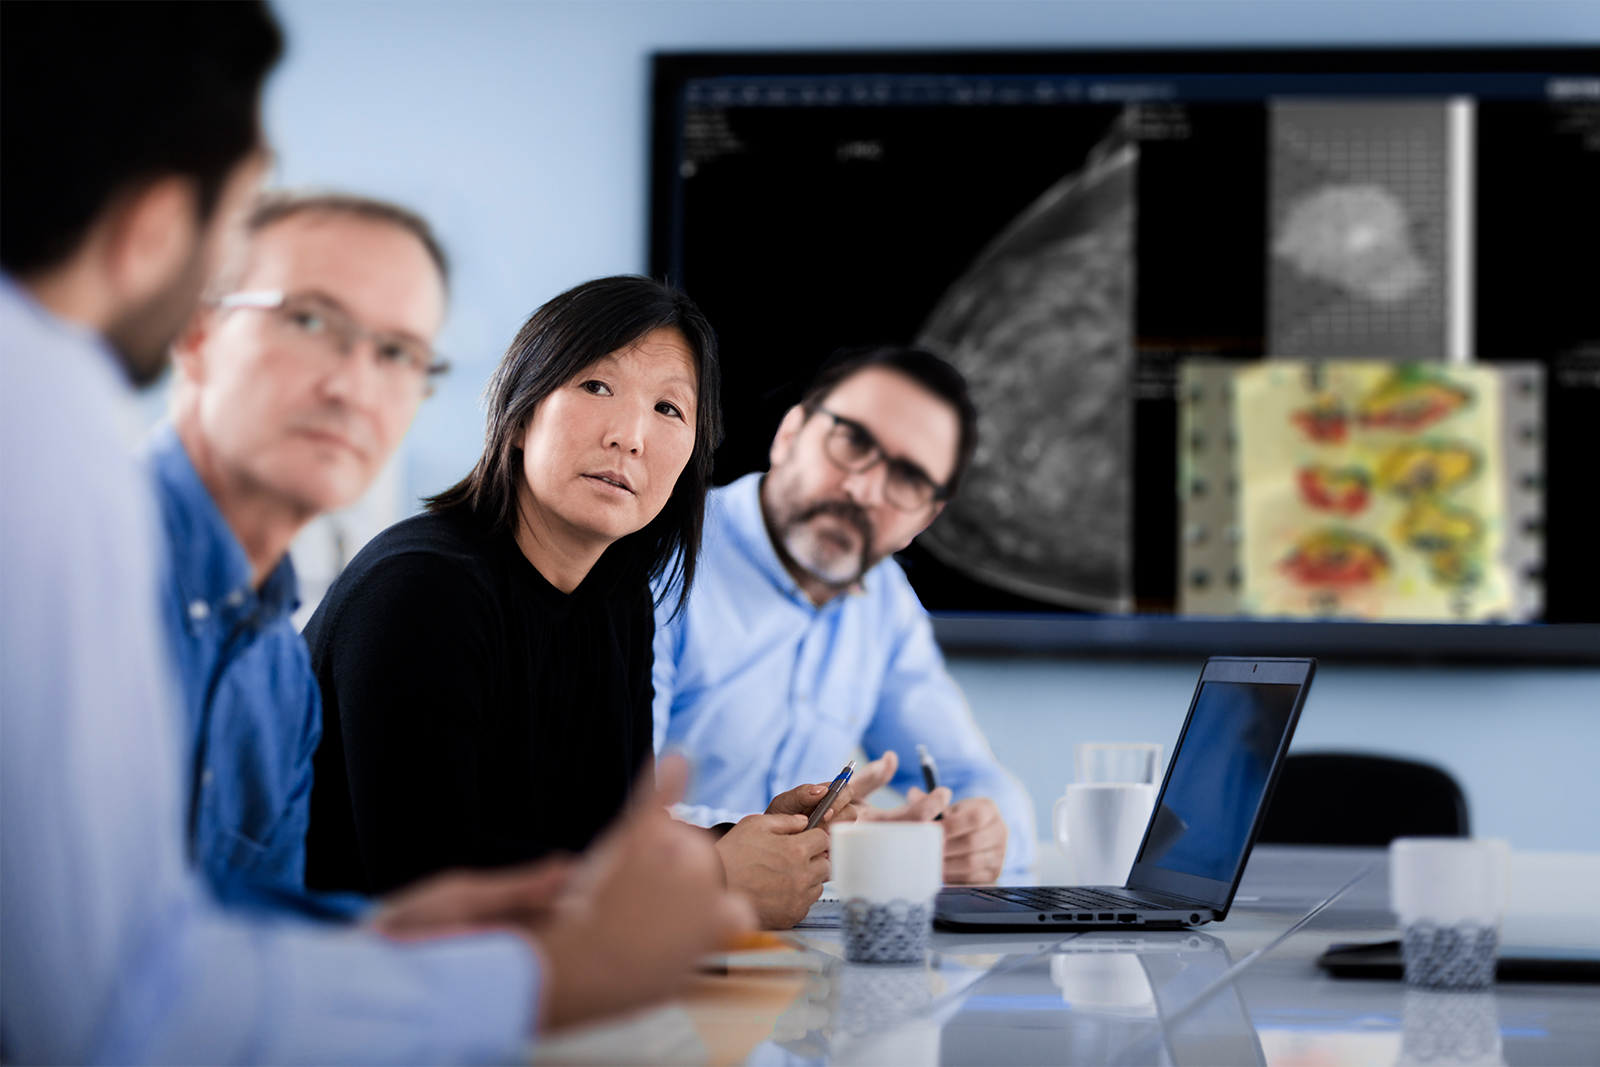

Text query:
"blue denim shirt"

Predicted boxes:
[[652, 473, 1037, 878], [148, 425, 361, 919]]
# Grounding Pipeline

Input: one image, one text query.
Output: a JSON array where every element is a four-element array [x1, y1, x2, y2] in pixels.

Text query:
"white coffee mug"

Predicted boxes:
[[1390, 837, 1510, 991], [831, 822, 943, 963], [1054, 783, 1158, 887]]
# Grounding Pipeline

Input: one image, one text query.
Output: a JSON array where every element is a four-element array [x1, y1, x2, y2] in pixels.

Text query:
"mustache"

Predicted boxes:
[[787, 498, 875, 547]]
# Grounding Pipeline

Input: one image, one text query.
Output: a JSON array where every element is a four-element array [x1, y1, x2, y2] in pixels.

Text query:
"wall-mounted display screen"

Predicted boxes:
[[650, 49, 1600, 661]]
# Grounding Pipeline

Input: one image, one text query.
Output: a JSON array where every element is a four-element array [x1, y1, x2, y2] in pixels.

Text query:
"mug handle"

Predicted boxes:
[[1053, 795, 1071, 859]]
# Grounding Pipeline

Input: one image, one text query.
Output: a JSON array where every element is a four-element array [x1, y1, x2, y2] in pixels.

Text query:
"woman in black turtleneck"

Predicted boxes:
[[304, 276, 721, 895]]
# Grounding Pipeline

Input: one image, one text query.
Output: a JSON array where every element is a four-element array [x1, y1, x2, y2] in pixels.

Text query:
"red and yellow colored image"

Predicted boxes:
[[1297, 465, 1371, 515]]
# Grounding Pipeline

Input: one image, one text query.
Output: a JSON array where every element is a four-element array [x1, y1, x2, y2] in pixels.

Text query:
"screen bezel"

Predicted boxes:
[[649, 46, 1600, 665], [1126, 656, 1315, 917]]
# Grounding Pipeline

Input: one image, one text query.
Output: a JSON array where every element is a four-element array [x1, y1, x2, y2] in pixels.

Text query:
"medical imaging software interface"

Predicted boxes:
[[653, 52, 1600, 626], [1138, 681, 1300, 884]]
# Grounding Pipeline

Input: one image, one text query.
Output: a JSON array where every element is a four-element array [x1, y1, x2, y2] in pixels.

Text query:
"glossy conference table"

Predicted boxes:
[[533, 846, 1600, 1066]]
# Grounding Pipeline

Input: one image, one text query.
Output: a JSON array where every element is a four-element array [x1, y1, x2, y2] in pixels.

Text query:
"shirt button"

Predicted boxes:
[[201, 769, 215, 787], [188, 600, 210, 621], [225, 589, 246, 608]]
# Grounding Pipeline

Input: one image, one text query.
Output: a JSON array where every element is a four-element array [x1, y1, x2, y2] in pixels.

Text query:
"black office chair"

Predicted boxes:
[[1258, 753, 1470, 847]]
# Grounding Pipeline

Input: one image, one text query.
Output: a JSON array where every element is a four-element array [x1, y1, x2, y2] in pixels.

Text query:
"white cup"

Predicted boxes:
[[1054, 783, 1158, 886], [831, 822, 943, 964], [1390, 837, 1510, 990]]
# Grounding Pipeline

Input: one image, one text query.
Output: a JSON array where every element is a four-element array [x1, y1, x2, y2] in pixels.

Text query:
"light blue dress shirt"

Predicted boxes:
[[652, 472, 1037, 877], [149, 425, 366, 920], [1, 277, 537, 1064]]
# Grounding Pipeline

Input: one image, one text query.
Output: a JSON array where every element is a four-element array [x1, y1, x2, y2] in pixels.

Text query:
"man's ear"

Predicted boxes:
[[768, 404, 807, 469], [169, 307, 214, 385], [103, 177, 200, 310]]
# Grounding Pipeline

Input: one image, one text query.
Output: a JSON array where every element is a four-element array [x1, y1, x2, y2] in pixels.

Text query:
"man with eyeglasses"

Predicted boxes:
[[654, 346, 1036, 902], [151, 191, 455, 915]]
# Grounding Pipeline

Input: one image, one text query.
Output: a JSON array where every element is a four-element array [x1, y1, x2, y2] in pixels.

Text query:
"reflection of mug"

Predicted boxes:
[[1053, 783, 1158, 886], [1050, 951, 1156, 1015]]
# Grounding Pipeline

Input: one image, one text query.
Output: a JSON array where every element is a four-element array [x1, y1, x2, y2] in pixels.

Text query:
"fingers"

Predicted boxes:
[[372, 858, 577, 938], [849, 750, 899, 796], [943, 848, 1004, 885], [652, 752, 689, 810], [820, 780, 856, 821], [940, 800, 1008, 885], [902, 786, 951, 821], [940, 796, 1002, 839]]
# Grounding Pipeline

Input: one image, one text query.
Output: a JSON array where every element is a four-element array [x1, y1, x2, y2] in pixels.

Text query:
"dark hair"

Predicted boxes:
[[248, 190, 451, 291], [1, 1, 283, 276], [427, 276, 722, 613], [800, 345, 980, 499]]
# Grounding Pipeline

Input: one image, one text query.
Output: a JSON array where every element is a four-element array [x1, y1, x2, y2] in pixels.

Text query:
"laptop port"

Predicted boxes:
[[1052, 913, 1072, 921], [1117, 913, 1137, 923], [1098, 913, 1113, 921], [1078, 914, 1093, 921]]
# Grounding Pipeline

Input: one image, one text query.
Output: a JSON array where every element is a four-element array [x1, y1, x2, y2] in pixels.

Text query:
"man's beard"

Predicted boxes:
[[102, 241, 208, 387], [769, 495, 878, 589]]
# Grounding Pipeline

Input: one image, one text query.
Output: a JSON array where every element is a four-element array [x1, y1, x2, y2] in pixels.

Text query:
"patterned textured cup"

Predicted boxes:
[[1390, 838, 1509, 990], [831, 822, 943, 964], [1398, 989, 1504, 1066]]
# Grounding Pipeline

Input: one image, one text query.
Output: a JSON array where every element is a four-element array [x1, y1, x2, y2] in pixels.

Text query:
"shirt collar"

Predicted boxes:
[[721, 471, 869, 611], [148, 423, 300, 628]]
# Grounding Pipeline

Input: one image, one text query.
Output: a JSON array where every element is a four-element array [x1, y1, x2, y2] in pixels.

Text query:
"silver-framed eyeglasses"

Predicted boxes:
[[808, 405, 950, 511], [216, 290, 449, 397]]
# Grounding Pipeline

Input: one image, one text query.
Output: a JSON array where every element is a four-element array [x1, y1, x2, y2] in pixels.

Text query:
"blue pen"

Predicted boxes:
[[806, 759, 857, 830]]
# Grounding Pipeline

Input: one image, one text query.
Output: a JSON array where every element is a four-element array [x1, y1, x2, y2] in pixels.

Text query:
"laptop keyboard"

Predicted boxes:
[[972, 887, 1156, 912]]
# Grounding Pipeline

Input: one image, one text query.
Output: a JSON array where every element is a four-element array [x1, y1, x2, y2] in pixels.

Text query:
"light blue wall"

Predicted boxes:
[[948, 658, 1600, 853], [264, 0, 1600, 853]]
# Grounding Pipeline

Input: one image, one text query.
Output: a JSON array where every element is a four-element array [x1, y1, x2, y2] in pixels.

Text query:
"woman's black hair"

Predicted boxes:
[[426, 275, 722, 614]]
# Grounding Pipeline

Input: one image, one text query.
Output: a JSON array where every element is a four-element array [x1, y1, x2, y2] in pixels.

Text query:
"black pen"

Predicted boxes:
[[806, 758, 857, 830], [918, 744, 944, 821]]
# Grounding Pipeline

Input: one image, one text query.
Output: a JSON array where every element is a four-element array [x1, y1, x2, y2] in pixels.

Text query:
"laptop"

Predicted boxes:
[[936, 656, 1315, 931]]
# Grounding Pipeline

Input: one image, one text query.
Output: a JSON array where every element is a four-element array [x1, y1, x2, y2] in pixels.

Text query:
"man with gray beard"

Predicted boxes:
[[654, 347, 1037, 892]]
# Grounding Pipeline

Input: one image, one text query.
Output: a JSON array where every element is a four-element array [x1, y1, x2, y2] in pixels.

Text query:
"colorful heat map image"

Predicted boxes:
[[1235, 361, 1511, 620]]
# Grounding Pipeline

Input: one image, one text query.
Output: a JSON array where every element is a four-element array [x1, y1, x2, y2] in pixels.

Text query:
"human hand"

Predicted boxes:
[[371, 856, 575, 940], [846, 750, 899, 801], [534, 755, 754, 1032], [764, 778, 859, 825], [856, 783, 952, 824], [716, 813, 832, 929], [940, 796, 1008, 884]]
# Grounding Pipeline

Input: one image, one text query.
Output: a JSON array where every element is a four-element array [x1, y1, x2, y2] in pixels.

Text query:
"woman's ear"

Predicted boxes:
[[768, 404, 807, 470]]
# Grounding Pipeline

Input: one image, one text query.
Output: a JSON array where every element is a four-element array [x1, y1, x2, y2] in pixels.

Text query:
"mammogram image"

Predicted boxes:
[[1268, 102, 1449, 360], [917, 120, 1135, 611]]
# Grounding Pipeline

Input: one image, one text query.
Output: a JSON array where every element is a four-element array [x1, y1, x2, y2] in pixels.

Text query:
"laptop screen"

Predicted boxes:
[[1137, 681, 1301, 883]]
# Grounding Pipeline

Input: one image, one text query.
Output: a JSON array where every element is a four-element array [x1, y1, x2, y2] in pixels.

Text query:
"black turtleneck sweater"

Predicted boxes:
[[303, 509, 653, 896]]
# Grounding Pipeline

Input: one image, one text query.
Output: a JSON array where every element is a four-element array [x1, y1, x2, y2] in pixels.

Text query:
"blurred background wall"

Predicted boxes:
[[256, 0, 1600, 852]]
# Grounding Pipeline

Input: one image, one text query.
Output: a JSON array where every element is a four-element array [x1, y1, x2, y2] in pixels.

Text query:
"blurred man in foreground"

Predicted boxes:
[[0, 6, 745, 1062], [656, 347, 1038, 898], [156, 191, 451, 917]]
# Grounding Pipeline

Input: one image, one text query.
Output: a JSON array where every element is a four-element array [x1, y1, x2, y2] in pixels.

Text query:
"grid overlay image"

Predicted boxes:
[[1268, 102, 1450, 360]]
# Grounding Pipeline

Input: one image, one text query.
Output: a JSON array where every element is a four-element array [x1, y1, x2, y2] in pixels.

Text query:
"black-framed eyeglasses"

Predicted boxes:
[[807, 405, 949, 512], [216, 289, 450, 398]]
